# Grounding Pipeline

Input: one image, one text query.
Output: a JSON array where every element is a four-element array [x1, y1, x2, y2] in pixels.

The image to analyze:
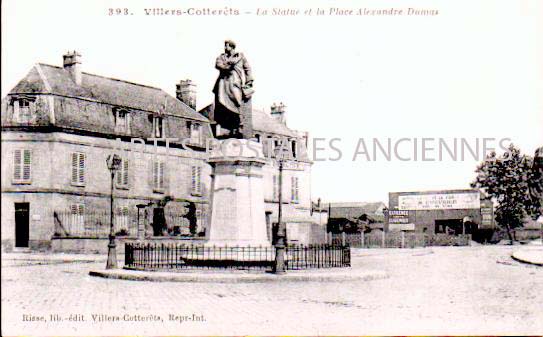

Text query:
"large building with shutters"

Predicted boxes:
[[1, 51, 324, 251]]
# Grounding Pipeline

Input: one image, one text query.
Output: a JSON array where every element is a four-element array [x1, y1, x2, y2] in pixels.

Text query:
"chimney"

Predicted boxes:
[[270, 102, 286, 124], [63, 51, 82, 86], [176, 79, 197, 109]]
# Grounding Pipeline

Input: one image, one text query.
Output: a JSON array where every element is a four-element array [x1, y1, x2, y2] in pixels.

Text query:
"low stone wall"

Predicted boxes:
[[51, 238, 132, 254], [51, 237, 206, 254], [513, 229, 541, 241], [330, 232, 471, 248], [2, 239, 52, 252]]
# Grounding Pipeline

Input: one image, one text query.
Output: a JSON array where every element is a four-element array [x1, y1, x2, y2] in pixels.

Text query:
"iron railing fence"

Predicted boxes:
[[124, 242, 351, 271], [330, 232, 471, 248], [285, 244, 351, 270]]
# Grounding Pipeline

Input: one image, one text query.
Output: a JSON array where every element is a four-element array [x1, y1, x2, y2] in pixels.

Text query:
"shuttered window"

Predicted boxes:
[[116, 158, 129, 187], [115, 206, 130, 233], [13, 149, 32, 183], [70, 203, 85, 232], [191, 166, 202, 195], [291, 176, 299, 203], [153, 161, 165, 191], [71, 152, 86, 186]]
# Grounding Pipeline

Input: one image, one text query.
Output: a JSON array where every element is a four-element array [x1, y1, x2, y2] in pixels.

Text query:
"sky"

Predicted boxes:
[[2, 0, 542, 203]]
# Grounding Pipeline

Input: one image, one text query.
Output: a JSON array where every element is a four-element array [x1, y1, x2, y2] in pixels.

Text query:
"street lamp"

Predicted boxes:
[[106, 153, 122, 269], [273, 141, 291, 274]]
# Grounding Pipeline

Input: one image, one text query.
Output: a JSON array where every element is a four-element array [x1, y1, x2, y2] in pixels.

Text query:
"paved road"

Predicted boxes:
[[2, 246, 542, 336]]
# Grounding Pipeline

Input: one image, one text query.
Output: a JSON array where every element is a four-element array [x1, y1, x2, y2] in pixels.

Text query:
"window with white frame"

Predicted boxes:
[[116, 158, 129, 188], [71, 152, 86, 186], [152, 116, 164, 138], [291, 176, 299, 203], [13, 98, 33, 123], [70, 203, 85, 233], [152, 161, 165, 191], [114, 108, 131, 134], [114, 206, 130, 234], [13, 149, 32, 184], [191, 166, 202, 195]]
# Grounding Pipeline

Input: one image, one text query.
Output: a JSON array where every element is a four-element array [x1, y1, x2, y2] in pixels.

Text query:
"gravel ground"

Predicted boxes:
[[1, 245, 542, 336]]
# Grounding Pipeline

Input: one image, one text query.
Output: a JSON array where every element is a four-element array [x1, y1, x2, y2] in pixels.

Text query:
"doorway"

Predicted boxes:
[[15, 203, 30, 247], [435, 219, 463, 235], [152, 207, 166, 236]]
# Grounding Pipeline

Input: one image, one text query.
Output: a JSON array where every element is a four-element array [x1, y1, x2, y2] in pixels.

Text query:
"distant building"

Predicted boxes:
[[1, 51, 325, 251], [324, 202, 387, 233], [387, 189, 494, 235]]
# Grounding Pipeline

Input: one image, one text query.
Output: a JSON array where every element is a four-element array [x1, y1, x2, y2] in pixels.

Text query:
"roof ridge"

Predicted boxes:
[[34, 64, 52, 92], [37, 63, 163, 91]]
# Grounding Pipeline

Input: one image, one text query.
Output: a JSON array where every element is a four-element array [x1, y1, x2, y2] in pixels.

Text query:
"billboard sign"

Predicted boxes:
[[480, 207, 494, 227], [388, 210, 409, 224], [389, 223, 416, 231], [398, 192, 480, 210]]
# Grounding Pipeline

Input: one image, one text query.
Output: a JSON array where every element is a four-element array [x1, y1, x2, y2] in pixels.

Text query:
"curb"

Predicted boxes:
[[89, 268, 388, 283], [511, 250, 543, 266]]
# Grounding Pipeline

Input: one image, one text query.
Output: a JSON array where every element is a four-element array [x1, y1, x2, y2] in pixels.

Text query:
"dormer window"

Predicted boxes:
[[291, 140, 297, 159], [188, 121, 202, 145], [20, 99, 30, 113], [274, 138, 280, 149], [12, 97, 34, 123], [114, 108, 131, 134], [153, 116, 164, 138]]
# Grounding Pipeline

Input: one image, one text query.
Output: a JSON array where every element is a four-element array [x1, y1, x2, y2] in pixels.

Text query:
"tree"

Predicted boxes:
[[471, 144, 542, 242], [528, 147, 543, 220]]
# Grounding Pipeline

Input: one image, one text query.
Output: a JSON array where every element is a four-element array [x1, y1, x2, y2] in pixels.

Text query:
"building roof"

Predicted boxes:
[[389, 188, 480, 196], [9, 63, 207, 122], [199, 104, 298, 138], [252, 108, 298, 138], [324, 202, 387, 219]]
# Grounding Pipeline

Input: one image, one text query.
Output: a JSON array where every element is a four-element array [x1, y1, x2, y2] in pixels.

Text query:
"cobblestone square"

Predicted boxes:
[[1, 246, 542, 335]]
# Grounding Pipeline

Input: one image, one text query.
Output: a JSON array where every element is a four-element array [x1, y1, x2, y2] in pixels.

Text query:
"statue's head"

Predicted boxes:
[[224, 40, 236, 54]]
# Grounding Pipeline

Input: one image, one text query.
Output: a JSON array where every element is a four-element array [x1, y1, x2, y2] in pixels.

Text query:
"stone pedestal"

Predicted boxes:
[[206, 139, 270, 247]]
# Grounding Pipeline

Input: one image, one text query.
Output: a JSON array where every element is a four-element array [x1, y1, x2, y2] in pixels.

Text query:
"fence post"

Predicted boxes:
[[361, 231, 365, 248], [381, 230, 385, 248], [401, 231, 405, 249], [342, 232, 346, 246]]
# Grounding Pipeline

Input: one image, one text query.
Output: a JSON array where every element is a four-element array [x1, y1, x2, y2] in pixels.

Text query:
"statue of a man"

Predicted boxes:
[[213, 40, 254, 114]]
